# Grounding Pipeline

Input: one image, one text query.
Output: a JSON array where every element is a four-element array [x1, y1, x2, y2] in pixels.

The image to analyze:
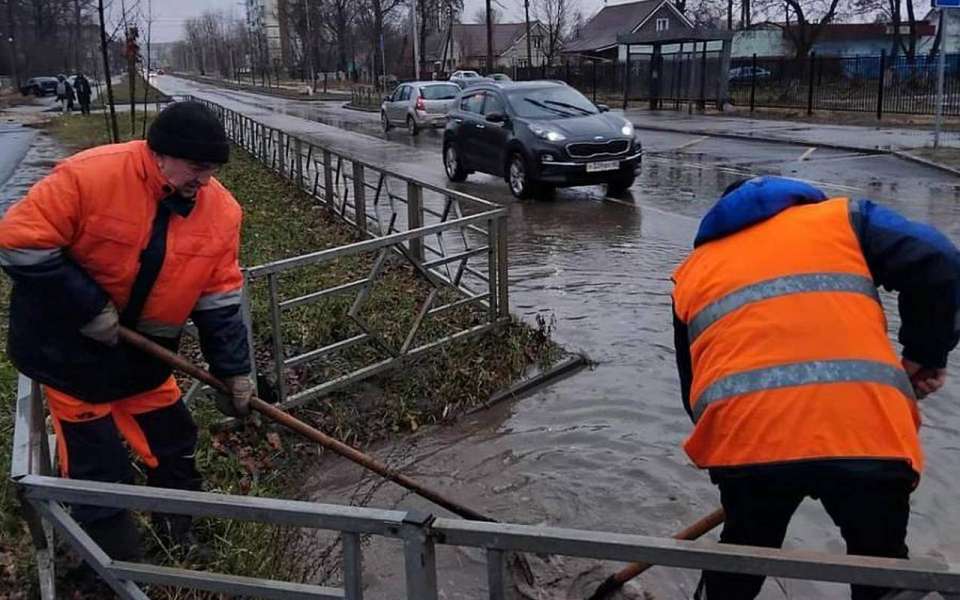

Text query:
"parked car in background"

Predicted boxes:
[[381, 81, 462, 135], [450, 70, 490, 88], [19, 77, 59, 96], [442, 81, 642, 199], [728, 66, 771, 83], [489, 73, 512, 82]]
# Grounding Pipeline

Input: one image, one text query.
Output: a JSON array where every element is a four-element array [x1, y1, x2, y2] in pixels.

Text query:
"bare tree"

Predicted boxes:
[[318, 0, 357, 73], [357, 0, 405, 88], [471, 5, 500, 23], [753, 0, 846, 58], [535, 0, 568, 66]]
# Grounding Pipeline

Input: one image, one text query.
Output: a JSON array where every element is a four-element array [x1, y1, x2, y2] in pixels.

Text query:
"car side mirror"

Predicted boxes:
[[485, 112, 506, 123], [383, 95, 391, 102], [596, 103, 610, 113]]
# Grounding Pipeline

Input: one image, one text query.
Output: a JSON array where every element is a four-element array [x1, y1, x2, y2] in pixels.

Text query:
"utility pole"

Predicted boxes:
[[485, 0, 493, 73], [412, 0, 420, 79], [524, 0, 532, 69]]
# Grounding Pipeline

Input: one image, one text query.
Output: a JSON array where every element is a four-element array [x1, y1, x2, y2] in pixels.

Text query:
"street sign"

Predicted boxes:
[[934, 0, 960, 8]]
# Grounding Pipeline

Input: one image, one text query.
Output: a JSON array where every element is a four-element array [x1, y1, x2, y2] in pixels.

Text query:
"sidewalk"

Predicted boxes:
[[621, 108, 960, 152]]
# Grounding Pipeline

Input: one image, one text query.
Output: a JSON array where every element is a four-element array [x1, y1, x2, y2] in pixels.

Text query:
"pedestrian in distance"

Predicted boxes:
[[74, 73, 92, 115], [672, 176, 960, 600], [0, 100, 255, 562]]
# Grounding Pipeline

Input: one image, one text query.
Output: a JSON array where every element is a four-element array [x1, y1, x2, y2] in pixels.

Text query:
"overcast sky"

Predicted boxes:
[[146, 0, 609, 43]]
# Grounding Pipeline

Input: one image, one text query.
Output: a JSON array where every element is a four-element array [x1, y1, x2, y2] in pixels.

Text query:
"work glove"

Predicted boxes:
[[78, 302, 120, 346], [215, 374, 254, 418], [902, 357, 947, 400]]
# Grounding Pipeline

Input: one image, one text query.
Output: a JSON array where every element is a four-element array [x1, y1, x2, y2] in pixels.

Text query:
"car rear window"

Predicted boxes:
[[421, 84, 460, 100]]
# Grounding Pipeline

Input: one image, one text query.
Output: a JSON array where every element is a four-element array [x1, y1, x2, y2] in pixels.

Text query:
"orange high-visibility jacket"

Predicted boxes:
[[0, 140, 249, 401], [673, 196, 923, 472]]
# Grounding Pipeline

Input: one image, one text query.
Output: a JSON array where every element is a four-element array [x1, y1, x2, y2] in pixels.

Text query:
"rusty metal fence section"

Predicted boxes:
[[185, 96, 509, 411], [12, 375, 960, 600]]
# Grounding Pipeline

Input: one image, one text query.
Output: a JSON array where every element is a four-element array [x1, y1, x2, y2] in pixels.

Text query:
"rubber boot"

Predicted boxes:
[[82, 510, 144, 561]]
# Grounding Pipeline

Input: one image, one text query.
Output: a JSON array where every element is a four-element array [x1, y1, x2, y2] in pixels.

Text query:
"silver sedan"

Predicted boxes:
[[381, 81, 461, 135]]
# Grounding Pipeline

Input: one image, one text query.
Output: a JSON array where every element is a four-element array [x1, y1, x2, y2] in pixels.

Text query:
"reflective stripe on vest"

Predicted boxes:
[[693, 358, 915, 422], [688, 272, 880, 344]]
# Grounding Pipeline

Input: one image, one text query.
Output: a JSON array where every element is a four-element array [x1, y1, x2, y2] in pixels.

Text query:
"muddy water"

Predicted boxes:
[[141, 78, 960, 596]]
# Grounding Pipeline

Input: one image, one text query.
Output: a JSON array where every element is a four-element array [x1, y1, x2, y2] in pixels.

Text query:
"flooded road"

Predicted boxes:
[[99, 78, 960, 596]]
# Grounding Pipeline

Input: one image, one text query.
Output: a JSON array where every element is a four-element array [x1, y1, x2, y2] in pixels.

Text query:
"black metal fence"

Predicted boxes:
[[728, 52, 960, 117], [507, 52, 960, 118]]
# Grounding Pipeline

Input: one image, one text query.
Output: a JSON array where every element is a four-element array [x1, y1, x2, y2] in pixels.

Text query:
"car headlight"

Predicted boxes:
[[528, 123, 566, 142], [621, 121, 634, 137]]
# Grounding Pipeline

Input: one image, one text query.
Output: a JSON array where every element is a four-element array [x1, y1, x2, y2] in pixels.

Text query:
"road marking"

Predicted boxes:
[[798, 147, 817, 161], [643, 155, 866, 194], [673, 136, 710, 152], [603, 196, 641, 208]]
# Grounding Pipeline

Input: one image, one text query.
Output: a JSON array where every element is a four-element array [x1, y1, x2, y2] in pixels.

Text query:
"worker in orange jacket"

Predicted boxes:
[[0, 101, 254, 560], [673, 176, 960, 600]]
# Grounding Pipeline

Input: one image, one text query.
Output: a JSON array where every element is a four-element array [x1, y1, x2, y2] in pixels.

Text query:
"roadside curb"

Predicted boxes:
[[174, 73, 348, 102], [628, 122, 889, 155], [342, 102, 380, 114], [892, 150, 960, 178], [466, 353, 590, 415]]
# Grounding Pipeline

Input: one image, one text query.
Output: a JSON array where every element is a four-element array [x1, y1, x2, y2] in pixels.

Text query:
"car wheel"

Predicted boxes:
[[607, 174, 636, 196], [32, 87, 42, 97], [407, 116, 419, 136], [508, 153, 535, 199], [381, 111, 392, 132], [444, 143, 468, 182]]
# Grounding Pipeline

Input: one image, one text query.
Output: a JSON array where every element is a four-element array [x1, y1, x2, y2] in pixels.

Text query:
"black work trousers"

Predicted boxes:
[[698, 468, 913, 600]]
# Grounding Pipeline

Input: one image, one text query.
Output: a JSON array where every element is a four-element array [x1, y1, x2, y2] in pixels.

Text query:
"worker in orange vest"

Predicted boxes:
[[0, 101, 253, 561], [672, 176, 959, 600]]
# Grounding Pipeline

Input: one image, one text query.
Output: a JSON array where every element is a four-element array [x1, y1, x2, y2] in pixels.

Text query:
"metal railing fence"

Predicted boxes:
[[11, 376, 960, 599], [186, 96, 509, 410]]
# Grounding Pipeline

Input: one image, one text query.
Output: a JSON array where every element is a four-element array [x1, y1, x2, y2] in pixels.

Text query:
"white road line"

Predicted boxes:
[[798, 147, 817, 161], [673, 136, 710, 152], [642, 155, 866, 194]]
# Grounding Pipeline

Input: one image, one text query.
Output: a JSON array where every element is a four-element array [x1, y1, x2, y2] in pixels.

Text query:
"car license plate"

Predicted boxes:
[[586, 160, 619, 172]]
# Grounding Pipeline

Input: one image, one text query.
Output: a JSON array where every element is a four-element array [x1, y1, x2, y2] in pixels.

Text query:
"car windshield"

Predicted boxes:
[[506, 86, 597, 119], [462, 72, 479, 78], [421, 84, 460, 100]]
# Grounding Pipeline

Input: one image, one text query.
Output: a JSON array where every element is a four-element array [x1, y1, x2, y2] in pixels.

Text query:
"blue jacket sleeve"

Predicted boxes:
[[191, 305, 251, 378], [1, 256, 109, 327], [673, 303, 695, 421], [850, 199, 960, 369]]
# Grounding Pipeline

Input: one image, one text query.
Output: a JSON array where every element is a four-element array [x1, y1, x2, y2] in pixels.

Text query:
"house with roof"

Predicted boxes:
[[563, 0, 694, 62], [419, 22, 552, 72]]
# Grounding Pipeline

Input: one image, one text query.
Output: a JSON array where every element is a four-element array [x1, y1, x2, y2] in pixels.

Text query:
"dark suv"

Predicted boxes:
[[442, 81, 642, 198], [19, 77, 59, 97]]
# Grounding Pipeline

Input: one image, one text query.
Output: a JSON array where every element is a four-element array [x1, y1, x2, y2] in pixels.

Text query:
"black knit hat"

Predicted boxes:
[[147, 101, 229, 164]]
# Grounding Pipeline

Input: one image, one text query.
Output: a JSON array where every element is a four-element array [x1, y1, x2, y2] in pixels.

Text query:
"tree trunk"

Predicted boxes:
[[905, 0, 917, 63], [98, 0, 119, 142]]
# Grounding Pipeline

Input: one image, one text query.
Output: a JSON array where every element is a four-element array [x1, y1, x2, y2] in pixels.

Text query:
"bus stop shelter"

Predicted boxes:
[[616, 30, 734, 110]]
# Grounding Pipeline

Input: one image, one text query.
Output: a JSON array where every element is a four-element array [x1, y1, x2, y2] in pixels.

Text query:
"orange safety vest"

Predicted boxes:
[[0, 139, 242, 339], [672, 198, 923, 472]]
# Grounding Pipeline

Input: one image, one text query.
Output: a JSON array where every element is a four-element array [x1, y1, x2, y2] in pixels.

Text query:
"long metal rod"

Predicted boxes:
[[434, 517, 960, 592], [33, 501, 150, 600], [110, 561, 344, 600], [118, 327, 496, 523]]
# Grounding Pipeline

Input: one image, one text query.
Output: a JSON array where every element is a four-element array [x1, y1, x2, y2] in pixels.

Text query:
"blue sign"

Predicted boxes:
[[935, 0, 960, 8]]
